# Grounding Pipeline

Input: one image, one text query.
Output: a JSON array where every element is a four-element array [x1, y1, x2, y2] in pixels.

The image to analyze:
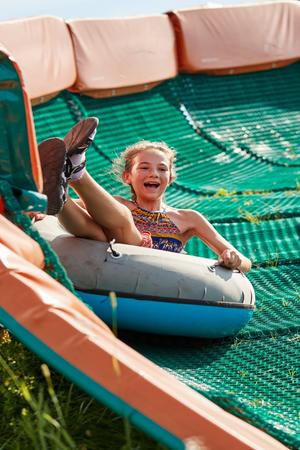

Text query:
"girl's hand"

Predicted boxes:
[[219, 249, 242, 270]]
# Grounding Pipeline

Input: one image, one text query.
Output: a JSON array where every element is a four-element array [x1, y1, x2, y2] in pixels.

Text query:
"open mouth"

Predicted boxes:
[[144, 181, 160, 190]]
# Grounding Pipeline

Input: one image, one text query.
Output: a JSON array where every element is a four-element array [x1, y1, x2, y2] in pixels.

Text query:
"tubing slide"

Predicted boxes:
[[0, 2, 299, 448]]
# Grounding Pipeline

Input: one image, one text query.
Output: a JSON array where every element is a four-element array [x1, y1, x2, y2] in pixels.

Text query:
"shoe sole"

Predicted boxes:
[[38, 138, 67, 215], [64, 117, 99, 156]]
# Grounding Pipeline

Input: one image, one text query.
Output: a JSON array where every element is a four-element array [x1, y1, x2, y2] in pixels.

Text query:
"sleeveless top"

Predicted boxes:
[[131, 205, 184, 253]]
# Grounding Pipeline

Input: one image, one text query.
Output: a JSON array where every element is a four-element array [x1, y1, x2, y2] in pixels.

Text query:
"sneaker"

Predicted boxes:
[[64, 117, 99, 181], [64, 117, 99, 155], [38, 138, 68, 215]]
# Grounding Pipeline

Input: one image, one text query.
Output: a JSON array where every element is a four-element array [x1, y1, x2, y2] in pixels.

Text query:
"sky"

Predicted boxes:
[[0, 0, 251, 21]]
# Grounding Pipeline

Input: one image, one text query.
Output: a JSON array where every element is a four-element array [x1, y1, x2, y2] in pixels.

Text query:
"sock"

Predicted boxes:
[[65, 128, 97, 181], [65, 153, 86, 181]]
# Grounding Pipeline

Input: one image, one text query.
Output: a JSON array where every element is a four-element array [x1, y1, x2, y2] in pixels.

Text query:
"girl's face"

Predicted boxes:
[[123, 148, 172, 201]]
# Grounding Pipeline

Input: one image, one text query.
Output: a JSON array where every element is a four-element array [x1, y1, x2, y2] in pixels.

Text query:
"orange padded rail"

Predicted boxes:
[[0, 16, 76, 101], [168, 2, 300, 74], [0, 215, 44, 268], [67, 15, 178, 97]]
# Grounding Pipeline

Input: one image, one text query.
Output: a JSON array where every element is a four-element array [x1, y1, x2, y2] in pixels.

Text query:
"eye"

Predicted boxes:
[[159, 167, 168, 172]]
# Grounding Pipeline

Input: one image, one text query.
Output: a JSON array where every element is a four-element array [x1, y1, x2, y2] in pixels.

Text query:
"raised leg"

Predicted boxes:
[[38, 118, 142, 246], [58, 197, 108, 242], [67, 172, 142, 245]]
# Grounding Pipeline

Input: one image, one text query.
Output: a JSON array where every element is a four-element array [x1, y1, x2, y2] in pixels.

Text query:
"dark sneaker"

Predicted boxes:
[[38, 138, 68, 215], [64, 117, 99, 156], [63, 117, 99, 181]]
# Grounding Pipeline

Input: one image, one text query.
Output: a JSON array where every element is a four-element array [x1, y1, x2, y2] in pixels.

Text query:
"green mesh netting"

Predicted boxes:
[[185, 217, 300, 263], [173, 63, 300, 167], [33, 62, 300, 449], [170, 190, 300, 222]]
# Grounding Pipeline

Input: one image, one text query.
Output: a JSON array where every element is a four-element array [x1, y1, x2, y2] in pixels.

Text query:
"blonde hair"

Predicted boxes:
[[113, 139, 177, 181]]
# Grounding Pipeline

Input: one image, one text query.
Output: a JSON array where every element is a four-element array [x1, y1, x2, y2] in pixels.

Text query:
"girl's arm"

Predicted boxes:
[[186, 210, 252, 272]]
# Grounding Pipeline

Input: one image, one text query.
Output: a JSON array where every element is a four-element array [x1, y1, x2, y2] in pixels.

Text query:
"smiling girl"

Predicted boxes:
[[39, 118, 252, 272]]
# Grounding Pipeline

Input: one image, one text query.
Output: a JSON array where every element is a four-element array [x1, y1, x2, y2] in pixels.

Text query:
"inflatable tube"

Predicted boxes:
[[35, 216, 255, 338]]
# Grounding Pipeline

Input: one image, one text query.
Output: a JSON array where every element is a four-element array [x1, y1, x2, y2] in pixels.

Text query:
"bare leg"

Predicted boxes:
[[63, 172, 142, 245], [59, 197, 108, 242], [38, 118, 142, 245]]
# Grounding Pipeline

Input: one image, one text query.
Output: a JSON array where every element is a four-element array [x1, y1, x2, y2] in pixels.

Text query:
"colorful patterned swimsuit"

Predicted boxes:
[[131, 206, 184, 253]]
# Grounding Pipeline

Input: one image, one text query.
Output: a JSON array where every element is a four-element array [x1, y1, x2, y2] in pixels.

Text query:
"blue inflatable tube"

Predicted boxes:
[[78, 291, 254, 338], [35, 216, 256, 338]]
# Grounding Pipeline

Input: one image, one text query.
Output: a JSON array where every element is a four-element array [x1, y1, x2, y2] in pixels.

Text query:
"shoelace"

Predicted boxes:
[[76, 136, 93, 152]]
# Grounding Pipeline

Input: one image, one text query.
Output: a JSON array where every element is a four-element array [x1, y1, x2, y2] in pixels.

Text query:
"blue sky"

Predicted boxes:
[[0, 0, 249, 21]]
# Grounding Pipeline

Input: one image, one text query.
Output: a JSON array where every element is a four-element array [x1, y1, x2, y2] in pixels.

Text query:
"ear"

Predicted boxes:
[[122, 171, 131, 184]]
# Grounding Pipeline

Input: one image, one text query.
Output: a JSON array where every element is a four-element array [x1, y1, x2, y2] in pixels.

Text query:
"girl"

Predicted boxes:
[[39, 117, 252, 272]]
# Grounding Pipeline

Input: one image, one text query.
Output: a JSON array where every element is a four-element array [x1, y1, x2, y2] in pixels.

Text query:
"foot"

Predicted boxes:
[[64, 117, 99, 181], [38, 138, 68, 215]]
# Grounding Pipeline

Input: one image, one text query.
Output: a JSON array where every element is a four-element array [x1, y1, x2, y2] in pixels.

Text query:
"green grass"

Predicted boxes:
[[0, 330, 167, 450]]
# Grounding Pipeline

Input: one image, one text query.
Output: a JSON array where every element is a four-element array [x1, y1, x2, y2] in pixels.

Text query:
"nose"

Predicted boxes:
[[149, 167, 159, 177]]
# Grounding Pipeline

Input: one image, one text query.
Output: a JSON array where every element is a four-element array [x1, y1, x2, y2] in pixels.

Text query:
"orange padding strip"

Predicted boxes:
[[0, 241, 287, 450], [0, 214, 44, 268], [168, 3, 300, 74], [0, 17, 76, 101], [67, 15, 177, 92]]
